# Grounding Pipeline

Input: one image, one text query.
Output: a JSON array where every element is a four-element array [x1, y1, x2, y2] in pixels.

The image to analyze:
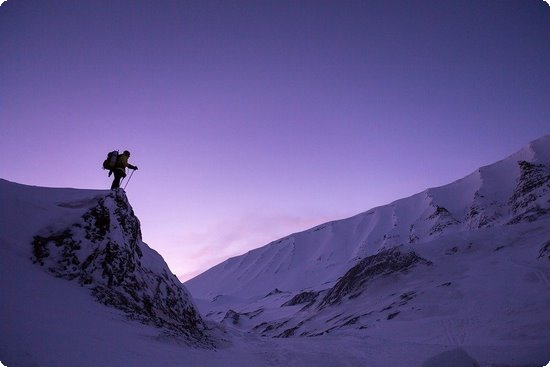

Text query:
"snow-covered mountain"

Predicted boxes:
[[185, 135, 550, 365], [187, 135, 550, 300], [2, 135, 550, 367], [0, 181, 210, 366]]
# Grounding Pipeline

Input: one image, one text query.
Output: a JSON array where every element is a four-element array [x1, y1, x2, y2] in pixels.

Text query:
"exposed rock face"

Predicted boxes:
[[465, 191, 503, 229], [508, 161, 550, 224], [265, 288, 283, 297], [223, 310, 240, 325], [427, 204, 461, 236], [539, 241, 550, 260], [32, 190, 208, 343], [320, 247, 431, 307], [281, 291, 319, 308]]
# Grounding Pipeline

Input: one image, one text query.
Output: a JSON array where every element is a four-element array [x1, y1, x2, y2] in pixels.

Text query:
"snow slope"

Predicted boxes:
[[186, 135, 550, 366], [186, 135, 550, 299]]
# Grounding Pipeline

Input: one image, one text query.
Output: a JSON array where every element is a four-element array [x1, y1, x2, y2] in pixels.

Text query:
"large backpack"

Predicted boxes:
[[102, 150, 119, 170]]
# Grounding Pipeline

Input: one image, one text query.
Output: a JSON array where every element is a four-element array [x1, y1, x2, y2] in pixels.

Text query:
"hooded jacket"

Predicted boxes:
[[115, 153, 136, 173]]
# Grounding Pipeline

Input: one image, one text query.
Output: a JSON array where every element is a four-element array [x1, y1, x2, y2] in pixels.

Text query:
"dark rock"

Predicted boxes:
[[508, 161, 550, 224], [427, 205, 460, 235], [539, 241, 550, 260], [342, 316, 360, 326], [466, 192, 501, 229], [399, 291, 416, 303], [265, 288, 283, 297], [243, 308, 264, 319], [256, 319, 289, 335], [276, 326, 300, 338], [275, 321, 304, 338], [387, 312, 400, 320], [31, 190, 208, 344], [408, 224, 420, 244], [281, 291, 319, 307], [319, 247, 431, 308], [226, 308, 264, 325], [446, 246, 459, 255], [428, 205, 451, 219], [223, 310, 240, 325]]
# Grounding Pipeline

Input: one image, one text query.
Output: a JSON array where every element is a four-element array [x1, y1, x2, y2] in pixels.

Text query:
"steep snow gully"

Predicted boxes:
[[1, 135, 550, 367]]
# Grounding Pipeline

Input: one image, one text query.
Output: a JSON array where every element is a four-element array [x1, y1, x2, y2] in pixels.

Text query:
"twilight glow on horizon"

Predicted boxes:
[[1, 0, 549, 281]]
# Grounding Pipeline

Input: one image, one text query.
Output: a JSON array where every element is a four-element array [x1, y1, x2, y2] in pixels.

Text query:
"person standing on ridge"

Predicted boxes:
[[111, 150, 138, 190]]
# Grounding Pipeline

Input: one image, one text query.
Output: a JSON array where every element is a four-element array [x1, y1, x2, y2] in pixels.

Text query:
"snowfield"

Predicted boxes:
[[2, 135, 550, 367]]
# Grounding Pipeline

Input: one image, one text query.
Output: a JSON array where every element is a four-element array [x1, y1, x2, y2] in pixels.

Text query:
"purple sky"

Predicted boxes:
[[1, 0, 549, 281]]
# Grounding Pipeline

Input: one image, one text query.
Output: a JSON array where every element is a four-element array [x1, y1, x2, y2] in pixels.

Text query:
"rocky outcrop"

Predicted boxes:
[[539, 241, 550, 260], [281, 291, 319, 308], [222, 310, 241, 325], [319, 247, 431, 307], [32, 190, 208, 344], [427, 205, 460, 235], [508, 161, 550, 224], [465, 191, 503, 229]]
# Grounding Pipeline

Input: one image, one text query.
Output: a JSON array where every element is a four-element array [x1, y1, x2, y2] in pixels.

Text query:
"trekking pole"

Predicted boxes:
[[123, 169, 135, 190]]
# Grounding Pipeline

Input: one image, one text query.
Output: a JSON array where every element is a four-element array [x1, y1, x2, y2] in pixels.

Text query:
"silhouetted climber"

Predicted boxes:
[[111, 150, 138, 190]]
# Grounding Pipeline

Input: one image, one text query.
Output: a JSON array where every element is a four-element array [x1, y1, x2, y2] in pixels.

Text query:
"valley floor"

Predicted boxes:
[[186, 328, 548, 367]]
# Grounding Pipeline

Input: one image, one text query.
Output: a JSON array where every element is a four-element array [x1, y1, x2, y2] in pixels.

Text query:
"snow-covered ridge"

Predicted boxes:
[[0, 180, 208, 343], [184, 136, 550, 365], [186, 135, 550, 299]]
